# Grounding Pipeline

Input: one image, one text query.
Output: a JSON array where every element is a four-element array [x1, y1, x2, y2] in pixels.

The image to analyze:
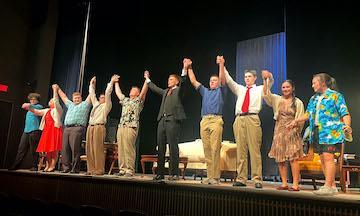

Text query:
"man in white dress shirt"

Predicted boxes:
[[222, 56, 273, 188], [86, 75, 117, 175]]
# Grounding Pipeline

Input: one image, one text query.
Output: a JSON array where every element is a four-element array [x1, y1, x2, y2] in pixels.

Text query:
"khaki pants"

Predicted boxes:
[[233, 115, 262, 183], [86, 125, 105, 175], [200, 116, 223, 179], [117, 126, 138, 175]]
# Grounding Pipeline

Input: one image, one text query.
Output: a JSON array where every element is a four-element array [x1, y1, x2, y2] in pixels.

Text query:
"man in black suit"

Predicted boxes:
[[144, 59, 190, 181]]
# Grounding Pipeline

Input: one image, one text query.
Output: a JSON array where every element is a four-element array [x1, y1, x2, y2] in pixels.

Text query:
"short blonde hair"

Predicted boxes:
[[72, 92, 82, 97]]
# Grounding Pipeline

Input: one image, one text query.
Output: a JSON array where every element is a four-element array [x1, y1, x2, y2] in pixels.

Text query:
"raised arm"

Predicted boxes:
[[178, 58, 190, 99], [224, 67, 241, 95], [57, 85, 70, 104], [144, 70, 166, 96], [114, 76, 125, 101], [184, 58, 200, 89], [52, 84, 63, 116], [89, 76, 98, 107], [139, 71, 149, 101], [84, 76, 95, 104], [104, 75, 116, 114], [262, 70, 272, 96], [187, 68, 200, 88], [217, 56, 226, 86], [262, 70, 278, 106]]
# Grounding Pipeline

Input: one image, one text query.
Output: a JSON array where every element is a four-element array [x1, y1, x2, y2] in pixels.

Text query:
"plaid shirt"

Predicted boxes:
[[64, 101, 91, 126]]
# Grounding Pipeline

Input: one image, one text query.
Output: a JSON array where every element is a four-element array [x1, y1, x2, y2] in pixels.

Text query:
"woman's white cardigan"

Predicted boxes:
[[35, 98, 63, 130]]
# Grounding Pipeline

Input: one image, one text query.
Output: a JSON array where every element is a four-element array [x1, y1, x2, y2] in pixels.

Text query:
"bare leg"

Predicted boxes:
[[320, 154, 326, 178], [52, 151, 59, 170], [48, 151, 57, 171], [322, 152, 335, 188], [278, 162, 288, 187], [290, 159, 300, 189], [44, 153, 50, 171]]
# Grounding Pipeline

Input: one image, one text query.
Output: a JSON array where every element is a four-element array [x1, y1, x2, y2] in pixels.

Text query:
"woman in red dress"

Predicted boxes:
[[26, 84, 63, 172]]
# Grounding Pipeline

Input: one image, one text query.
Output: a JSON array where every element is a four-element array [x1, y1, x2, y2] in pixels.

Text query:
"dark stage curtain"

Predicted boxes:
[[50, 1, 88, 98]]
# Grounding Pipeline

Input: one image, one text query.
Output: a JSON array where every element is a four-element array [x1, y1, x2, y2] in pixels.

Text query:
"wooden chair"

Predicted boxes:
[[106, 143, 118, 175]]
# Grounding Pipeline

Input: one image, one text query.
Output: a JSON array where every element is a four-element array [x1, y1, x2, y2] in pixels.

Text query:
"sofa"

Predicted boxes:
[[153, 139, 237, 179]]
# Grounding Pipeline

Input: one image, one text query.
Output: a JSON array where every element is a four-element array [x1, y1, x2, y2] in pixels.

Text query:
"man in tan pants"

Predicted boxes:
[[86, 75, 116, 175], [187, 57, 227, 185], [224, 57, 273, 188], [115, 72, 148, 177]]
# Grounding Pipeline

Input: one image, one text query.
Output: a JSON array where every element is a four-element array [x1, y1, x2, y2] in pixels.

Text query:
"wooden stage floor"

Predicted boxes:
[[0, 169, 359, 215]]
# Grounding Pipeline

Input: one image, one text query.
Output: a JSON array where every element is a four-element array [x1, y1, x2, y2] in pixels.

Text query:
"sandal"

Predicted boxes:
[[276, 185, 289, 190], [288, 187, 300, 191]]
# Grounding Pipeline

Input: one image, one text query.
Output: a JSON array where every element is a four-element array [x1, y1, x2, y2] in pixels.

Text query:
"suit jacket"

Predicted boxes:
[[148, 76, 187, 121]]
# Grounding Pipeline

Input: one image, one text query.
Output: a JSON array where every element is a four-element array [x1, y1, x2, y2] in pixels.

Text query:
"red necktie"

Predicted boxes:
[[241, 87, 251, 113]]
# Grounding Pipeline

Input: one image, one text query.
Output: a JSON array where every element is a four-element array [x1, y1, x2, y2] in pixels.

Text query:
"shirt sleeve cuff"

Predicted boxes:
[[195, 83, 202, 90], [145, 78, 151, 83], [181, 69, 187, 76]]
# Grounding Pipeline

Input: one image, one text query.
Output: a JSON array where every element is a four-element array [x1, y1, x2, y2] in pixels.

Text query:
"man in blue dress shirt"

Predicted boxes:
[[187, 56, 227, 184]]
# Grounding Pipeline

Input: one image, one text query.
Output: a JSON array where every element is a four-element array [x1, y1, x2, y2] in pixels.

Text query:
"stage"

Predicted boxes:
[[0, 170, 359, 216]]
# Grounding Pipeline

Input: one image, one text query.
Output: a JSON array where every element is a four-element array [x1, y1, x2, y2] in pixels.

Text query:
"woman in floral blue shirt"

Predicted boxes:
[[290, 73, 352, 196]]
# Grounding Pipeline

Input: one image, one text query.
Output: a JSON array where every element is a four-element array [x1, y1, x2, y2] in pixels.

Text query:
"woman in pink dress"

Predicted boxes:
[[24, 84, 63, 172]]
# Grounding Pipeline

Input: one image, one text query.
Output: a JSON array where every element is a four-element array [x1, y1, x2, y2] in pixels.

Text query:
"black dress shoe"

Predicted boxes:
[[168, 175, 179, 181], [70, 170, 80, 174], [233, 181, 247, 187], [61, 169, 70, 173], [153, 175, 164, 181], [255, 183, 263, 189]]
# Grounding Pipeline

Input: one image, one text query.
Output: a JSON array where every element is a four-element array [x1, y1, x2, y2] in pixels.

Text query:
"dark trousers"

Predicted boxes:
[[12, 130, 41, 169], [157, 116, 181, 175], [61, 126, 85, 172]]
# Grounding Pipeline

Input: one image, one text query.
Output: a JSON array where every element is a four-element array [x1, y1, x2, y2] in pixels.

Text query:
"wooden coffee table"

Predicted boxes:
[[140, 155, 188, 179]]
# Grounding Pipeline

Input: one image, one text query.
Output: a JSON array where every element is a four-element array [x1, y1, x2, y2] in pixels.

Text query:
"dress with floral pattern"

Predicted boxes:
[[268, 100, 303, 163]]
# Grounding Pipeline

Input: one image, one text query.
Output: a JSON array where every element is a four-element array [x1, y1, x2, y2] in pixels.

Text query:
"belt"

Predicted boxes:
[[66, 124, 84, 127], [162, 113, 173, 117], [89, 123, 105, 126], [237, 112, 258, 116], [203, 114, 222, 118]]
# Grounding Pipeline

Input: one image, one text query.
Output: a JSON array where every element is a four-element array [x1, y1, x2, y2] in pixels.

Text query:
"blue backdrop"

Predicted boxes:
[[236, 32, 287, 94]]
